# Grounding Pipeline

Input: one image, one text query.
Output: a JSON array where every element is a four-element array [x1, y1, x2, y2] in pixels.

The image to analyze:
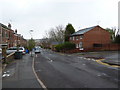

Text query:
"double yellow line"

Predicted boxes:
[[96, 59, 120, 68]]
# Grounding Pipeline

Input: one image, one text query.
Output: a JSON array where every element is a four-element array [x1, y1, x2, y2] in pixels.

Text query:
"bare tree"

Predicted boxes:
[[41, 25, 65, 48], [48, 25, 65, 43]]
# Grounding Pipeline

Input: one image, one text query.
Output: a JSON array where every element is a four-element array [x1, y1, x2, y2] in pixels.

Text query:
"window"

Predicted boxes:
[[79, 42, 84, 50], [70, 37, 72, 40], [76, 36, 79, 40], [76, 44, 79, 48], [80, 35, 83, 39], [73, 36, 74, 40], [93, 44, 102, 47]]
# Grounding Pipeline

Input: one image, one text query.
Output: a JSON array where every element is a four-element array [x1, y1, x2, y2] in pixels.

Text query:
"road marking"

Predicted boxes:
[[97, 74, 101, 77], [96, 59, 120, 68], [2, 74, 10, 78], [82, 64, 86, 65], [32, 58, 48, 90], [46, 57, 53, 62], [35, 69, 42, 72], [87, 58, 91, 60], [36, 54, 38, 57], [77, 57, 83, 59]]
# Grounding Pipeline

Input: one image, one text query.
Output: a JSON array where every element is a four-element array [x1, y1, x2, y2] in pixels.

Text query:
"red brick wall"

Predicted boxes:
[[83, 26, 111, 50], [70, 26, 111, 51], [63, 44, 120, 53]]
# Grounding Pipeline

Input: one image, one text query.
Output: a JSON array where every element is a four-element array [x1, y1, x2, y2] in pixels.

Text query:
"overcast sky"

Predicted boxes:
[[0, 0, 119, 39]]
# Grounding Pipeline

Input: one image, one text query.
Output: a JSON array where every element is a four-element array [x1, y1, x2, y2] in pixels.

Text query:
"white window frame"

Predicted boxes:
[[80, 35, 83, 39], [73, 36, 74, 40], [76, 36, 79, 40], [79, 42, 84, 50], [76, 44, 79, 48]]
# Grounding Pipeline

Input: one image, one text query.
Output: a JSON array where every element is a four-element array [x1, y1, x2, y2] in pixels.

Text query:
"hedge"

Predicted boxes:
[[55, 42, 75, 52]]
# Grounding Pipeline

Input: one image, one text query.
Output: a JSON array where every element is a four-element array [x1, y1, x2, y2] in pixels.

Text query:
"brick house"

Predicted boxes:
[[69, 25, 111, 51], [0, 23, 14, 48], [0, 23, 27, 48]]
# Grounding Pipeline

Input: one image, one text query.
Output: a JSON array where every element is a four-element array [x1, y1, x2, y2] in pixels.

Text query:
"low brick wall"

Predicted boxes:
[[60, 44, 120, 53], [1, 52, 15, 63], [6, 52, 15, 62]]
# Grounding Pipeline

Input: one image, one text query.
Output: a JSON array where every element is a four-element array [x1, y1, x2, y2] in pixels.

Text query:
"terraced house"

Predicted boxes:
[[0, 23, 27, 48], [69, 25, 111, 51]]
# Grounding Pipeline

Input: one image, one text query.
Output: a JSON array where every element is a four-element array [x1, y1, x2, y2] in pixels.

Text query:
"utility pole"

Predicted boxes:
[[29, 30, 33, 57]]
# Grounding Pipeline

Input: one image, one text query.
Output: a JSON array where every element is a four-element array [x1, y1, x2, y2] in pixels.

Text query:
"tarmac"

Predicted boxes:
[[73, 51, 120, 66], [0, 51, 119, 77]]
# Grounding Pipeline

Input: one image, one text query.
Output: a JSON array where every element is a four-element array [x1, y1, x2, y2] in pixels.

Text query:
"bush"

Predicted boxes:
[[114, 35, 120, 43], [55, 42, 75, 52]]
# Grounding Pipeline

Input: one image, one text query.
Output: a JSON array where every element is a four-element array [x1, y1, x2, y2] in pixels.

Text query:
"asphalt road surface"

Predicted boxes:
[[2, 54, 42, 88], [2, 49, 119, 89], [34, 49, 119, 88]]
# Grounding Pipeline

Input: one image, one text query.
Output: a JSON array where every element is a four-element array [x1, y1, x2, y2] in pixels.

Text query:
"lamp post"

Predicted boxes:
[[29, 30, 33, 57], [29, 30, 33, 39]]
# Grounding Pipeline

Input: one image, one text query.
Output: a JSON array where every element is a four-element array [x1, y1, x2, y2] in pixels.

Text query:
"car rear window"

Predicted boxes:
[[19, 48, 23, 50], [8, 48, 17, 50]]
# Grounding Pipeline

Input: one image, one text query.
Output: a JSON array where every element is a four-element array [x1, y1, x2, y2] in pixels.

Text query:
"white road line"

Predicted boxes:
[[82, 64, 86, 65], [77, 57, 83, 59], [92, 59, 96, 61], [46, 57, 53, 62], [97, 74, 101, 77], [2, 74, 10, 77], [35, 69, 42, 72], [32, 58, 48, 90], [87, 58, 91, 60], [36, 54, 38, 57]]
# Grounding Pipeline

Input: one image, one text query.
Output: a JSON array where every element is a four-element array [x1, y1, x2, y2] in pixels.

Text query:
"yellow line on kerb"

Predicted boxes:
[[96, 59, 120, 68]]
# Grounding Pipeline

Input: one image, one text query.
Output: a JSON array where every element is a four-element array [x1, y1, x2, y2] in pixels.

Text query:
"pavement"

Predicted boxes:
[[2, 53, 42, 88]]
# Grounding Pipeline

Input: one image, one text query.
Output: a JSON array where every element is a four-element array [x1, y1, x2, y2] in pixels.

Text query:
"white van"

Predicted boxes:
[[34, 47, 41, 53]]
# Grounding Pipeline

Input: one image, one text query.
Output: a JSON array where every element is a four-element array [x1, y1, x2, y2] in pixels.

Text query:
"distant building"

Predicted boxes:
[[69, 25, 111, 51]]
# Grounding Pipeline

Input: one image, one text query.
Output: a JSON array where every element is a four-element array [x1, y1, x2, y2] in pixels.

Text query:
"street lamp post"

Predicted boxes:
[[29, 30, 33, 57]]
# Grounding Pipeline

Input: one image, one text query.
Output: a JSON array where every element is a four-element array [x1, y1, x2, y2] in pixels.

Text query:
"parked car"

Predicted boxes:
[[6, 47, 26, 55], [19, 47, 26, 54]]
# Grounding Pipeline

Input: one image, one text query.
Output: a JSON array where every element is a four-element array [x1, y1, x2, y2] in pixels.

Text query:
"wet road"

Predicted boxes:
[[34, 49, 119, 88], [2, 49, 119, 89]]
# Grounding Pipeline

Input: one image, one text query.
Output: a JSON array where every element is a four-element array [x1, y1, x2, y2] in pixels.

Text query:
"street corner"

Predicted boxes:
[[96, 58, 120, 68], [101, 59, 120, 68]]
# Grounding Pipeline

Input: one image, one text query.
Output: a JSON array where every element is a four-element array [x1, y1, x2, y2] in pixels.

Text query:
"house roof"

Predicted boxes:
[[0, 23, 10, 30], [51, 41, 62, 45], [71, 25, 98, 36]]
